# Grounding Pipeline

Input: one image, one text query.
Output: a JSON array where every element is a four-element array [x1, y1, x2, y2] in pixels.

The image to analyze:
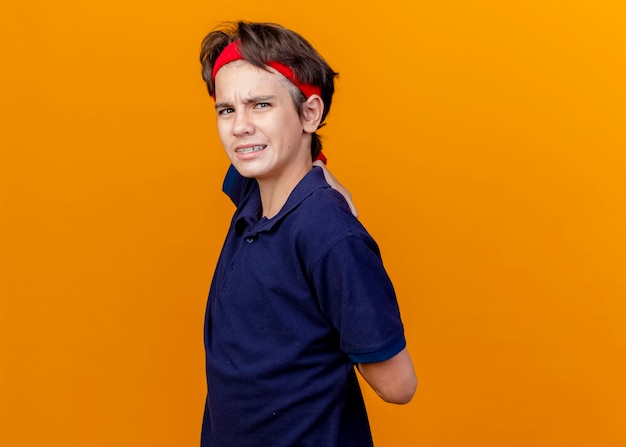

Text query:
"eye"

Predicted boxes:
[[254, 102, 271, 109], [217, 107, 234, 116]]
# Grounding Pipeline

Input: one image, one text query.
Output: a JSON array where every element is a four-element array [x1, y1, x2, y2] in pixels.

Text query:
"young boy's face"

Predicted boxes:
[[214, 60, 311, 182]]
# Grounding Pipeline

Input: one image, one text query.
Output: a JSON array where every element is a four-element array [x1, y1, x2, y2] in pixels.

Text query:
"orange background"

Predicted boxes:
[[1, 1, 625, 446]]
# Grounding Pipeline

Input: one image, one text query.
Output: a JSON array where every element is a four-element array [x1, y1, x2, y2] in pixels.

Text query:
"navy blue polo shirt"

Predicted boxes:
[[202, 166, 406, 447]]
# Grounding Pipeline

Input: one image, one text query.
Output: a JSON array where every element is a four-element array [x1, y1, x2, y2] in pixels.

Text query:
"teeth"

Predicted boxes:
[[237, 145, 266, 154]]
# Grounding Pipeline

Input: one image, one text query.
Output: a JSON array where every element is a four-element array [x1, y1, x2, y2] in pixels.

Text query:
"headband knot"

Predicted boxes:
[[211, 40, 321, 99]]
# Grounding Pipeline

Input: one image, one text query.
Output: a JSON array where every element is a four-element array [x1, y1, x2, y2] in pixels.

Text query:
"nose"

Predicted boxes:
[[232, 109, 254, 136]]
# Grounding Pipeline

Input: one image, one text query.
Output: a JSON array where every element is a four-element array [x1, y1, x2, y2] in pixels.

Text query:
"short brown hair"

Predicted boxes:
[[200, 21, 338, 158]]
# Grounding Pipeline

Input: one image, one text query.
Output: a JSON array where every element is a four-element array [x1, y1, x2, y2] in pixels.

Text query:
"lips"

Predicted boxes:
[[236, 145, 266, 154]]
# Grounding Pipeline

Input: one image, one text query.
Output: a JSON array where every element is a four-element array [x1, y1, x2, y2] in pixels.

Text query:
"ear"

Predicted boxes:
[[301, 95, 324, 133]]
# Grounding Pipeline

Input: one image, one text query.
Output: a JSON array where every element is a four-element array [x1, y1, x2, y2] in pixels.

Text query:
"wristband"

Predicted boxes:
[[314, 151, 327, 165]]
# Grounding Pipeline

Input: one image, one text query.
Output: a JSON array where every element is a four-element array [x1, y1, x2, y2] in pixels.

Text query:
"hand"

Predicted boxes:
[[313, 160, 358, 217]]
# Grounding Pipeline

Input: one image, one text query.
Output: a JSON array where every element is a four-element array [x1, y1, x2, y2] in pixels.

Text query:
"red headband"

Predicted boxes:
[[211, 40, 321, 99]]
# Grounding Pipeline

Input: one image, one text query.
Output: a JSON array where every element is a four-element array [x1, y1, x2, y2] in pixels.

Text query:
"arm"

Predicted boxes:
[[313, 160, 358, 217], [357, 348, 417, 405]]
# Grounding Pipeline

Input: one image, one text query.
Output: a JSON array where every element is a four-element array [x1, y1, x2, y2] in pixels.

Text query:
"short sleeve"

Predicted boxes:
[[311, 234, 406, 364]]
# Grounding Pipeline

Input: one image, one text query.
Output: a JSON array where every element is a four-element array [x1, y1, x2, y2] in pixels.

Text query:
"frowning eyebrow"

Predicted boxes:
[[215, 95, 277, 110]]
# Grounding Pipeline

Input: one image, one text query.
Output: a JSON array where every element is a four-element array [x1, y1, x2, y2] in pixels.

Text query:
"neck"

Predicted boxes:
[[258, 162, 311, 219]]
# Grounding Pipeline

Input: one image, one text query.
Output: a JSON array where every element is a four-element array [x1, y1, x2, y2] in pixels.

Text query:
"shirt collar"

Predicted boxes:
[[234, 166, 329, 236]]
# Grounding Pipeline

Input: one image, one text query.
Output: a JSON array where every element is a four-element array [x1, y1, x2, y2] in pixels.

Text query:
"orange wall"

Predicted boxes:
[[1, 1, 625, 446]]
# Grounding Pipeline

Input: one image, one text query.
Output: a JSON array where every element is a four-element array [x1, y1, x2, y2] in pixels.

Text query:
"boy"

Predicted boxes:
[[199, 21, 416, 446]]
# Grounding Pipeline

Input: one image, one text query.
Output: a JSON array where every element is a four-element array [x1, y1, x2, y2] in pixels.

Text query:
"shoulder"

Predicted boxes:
[[296, 178, 364, 234], [290, 182, 381, 267]]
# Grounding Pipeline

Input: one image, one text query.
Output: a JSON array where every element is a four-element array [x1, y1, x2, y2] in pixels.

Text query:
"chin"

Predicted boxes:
[[232, 163, 268, 180]]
